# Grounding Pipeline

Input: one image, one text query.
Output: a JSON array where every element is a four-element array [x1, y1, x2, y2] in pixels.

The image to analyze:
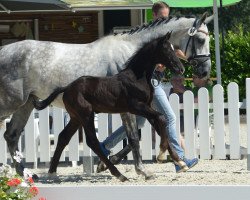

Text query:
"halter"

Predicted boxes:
[[184, 18, 211, 69]]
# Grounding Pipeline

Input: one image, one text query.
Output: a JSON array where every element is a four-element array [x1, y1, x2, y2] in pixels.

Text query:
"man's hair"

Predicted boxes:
[[152, 1, 170, 15]]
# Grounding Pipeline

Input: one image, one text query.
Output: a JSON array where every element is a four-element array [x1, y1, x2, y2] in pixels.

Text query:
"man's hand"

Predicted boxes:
[[155, 64, 166, 72], [175, 49, 188, 61]]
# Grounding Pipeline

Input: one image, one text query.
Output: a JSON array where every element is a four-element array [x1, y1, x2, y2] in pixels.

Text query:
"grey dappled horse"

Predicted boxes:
[[0, 13, 213, 179]]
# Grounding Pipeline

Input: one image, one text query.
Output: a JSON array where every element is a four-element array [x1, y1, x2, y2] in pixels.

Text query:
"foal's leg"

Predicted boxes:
[[130, 102, 181, 164], [96, 144, 131, 173], [97, 116, 146, 173], [82, 111, 128, 182], [120, 113, 154, 180], [97, 114, 153, 179], [3, 96, 36, 177], [69, 94, 128, 182], [48, 119, 80, 174]]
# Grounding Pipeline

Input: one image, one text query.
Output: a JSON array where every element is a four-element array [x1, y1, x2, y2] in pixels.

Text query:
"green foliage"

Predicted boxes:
[[149, 0, 250, 100], [210, 25, 250, 100], [165, 25, 249, 101]]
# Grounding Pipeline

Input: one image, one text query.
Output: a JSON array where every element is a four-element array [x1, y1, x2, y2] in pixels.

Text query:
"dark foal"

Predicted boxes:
[[33, 32, 184, 182]]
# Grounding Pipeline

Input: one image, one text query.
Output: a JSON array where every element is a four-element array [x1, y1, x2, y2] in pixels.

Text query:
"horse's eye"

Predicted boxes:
[[197, 37, 206, 44]]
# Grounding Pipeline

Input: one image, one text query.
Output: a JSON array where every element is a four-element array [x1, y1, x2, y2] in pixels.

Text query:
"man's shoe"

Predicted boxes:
[[175, 163, 189, 173], [183, 157, 198, 169], [175, 158, 198, 173], [99, 142, 110, 156]]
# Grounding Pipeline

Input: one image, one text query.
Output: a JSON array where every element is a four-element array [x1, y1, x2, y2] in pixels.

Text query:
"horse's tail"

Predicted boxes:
[[0, 120, 4, 128], [33, 87, 67, 110]]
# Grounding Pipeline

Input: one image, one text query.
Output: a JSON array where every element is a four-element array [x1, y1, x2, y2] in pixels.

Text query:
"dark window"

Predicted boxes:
[[103, 10, 131, 34]]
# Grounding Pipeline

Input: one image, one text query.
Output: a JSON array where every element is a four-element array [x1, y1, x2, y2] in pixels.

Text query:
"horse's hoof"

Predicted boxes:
[[96, 160, 108, 173], [118, 175, 129, 182], [32, 174, 39, 181], [48, 172, 58, 178], [145, 173, 155, 180]]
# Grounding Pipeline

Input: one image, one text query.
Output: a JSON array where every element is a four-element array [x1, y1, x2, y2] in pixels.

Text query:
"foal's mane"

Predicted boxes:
[[114, 15, 196, 36], [121, 36, 161, 71]]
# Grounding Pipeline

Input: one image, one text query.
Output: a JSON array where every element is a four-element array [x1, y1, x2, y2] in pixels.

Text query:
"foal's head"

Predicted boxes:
[[154, 32, 184, 75]]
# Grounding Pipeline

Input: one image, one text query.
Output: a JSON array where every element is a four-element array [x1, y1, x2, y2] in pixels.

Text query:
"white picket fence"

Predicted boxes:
[[0, 79, 249, 172]]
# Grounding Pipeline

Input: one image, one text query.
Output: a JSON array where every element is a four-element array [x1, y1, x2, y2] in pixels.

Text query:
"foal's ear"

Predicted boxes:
[[165, 31, 172, 40]]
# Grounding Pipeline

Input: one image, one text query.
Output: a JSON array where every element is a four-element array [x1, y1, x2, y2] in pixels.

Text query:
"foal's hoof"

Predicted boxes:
[[136, 169, 155, 180], [118, 175, 129, 182], [96, 160, 108, 173], [156, 154, 166, 163], [157, 150, 166, 163], [109, 155, 123, 165]]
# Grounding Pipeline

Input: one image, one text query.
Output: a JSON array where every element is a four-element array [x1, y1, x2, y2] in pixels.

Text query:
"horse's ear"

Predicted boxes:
[[204, 15, 214, 24], [197, 12, 209, 27]]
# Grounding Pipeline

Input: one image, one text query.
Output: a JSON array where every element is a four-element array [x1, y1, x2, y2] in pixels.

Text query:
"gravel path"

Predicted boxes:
[[33, 115, 249, 186], [33, 159, 250, 186]]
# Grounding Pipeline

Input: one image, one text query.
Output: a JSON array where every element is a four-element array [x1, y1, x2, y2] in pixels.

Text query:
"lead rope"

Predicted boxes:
[[151, 67, 161, 87]]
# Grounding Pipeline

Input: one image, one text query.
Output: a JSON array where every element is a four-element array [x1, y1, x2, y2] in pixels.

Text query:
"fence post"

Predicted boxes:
[[111, 114, 123, 155], [246, 78, 250, 170], [68, 129, 79, 166], [184, 91, 196, 159], [228, 82, 240, 159], [53, 108, 65, 161], [24, 110, 37, 166], [198, 88, 211, 159], [0, 119, 8, 164], [169, 94, 181, 143], [97, 114, 109, 142], [82, 127, 94, 175], [141, 120, 152, 160], [213, 84, 226, 159], [39, 107, 51, 162]]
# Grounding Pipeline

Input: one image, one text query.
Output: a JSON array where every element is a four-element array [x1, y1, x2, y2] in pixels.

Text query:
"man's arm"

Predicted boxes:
[[175, 49, 187, 61]]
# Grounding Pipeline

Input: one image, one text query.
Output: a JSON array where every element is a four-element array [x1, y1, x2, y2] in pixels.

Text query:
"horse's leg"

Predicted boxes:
[[3, 95, 36, 177], [120, 113, 154, 179], [49, 119, 80, 174]]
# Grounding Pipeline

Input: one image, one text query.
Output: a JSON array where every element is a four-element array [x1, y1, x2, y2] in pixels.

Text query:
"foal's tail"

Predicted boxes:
[[33, 87, 67, 110]]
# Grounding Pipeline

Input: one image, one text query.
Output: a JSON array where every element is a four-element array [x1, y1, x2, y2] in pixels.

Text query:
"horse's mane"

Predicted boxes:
[[114, 15, 196, 36]]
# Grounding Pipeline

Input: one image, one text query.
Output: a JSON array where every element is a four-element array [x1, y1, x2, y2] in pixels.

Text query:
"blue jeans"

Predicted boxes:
[[101, 79, 184, 159], [103, 116, 146, 150]]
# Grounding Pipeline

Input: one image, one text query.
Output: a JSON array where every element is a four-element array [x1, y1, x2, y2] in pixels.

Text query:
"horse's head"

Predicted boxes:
[[156, 32, 184, 75], [179, 13, 213, 79]]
